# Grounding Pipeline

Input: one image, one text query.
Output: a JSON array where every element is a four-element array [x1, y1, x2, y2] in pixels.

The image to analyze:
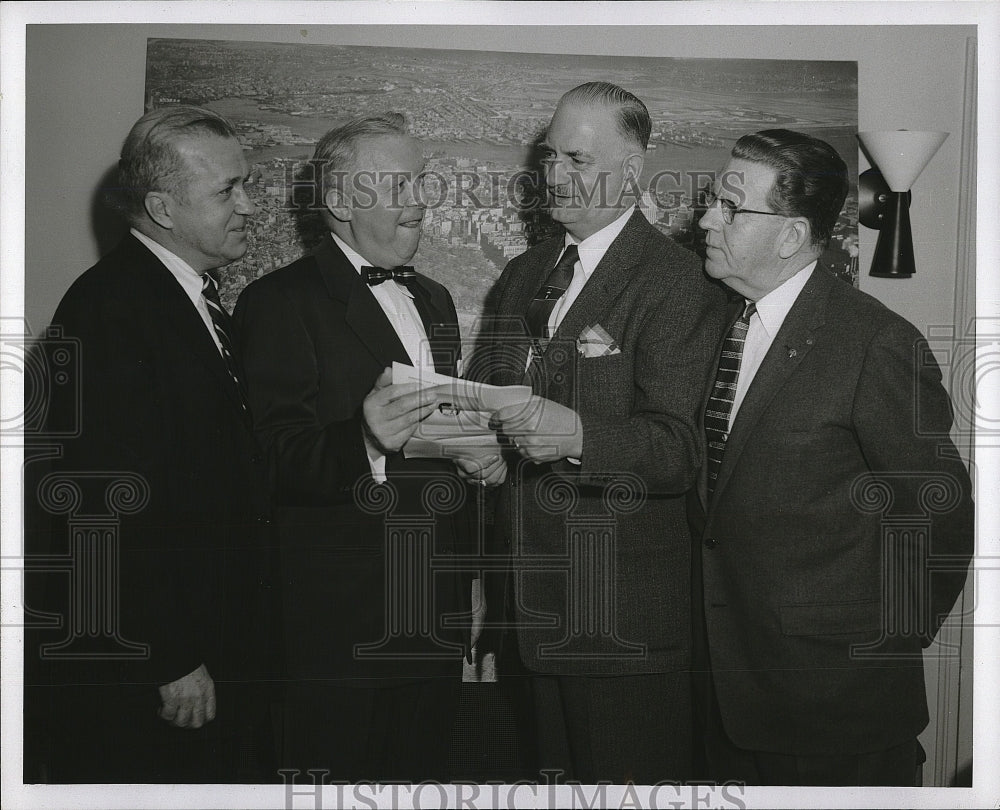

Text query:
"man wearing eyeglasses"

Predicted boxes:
[[688, 129, 973, 785]]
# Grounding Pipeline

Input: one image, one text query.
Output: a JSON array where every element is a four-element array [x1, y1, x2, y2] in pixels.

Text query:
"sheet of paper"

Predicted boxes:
[[392, 361, 532, 412], [415, 408, 495, 438], [402, 434, 502, 460]]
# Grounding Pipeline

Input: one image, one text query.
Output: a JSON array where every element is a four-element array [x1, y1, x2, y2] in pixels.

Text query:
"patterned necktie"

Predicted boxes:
[[201, 274, 249, 413], [705, 301, 756, 499], [525, 244, 579, 348], [362, 265, 417, 288]]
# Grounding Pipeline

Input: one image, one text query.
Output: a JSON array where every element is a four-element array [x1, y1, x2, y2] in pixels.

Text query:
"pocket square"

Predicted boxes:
[[577, 324, 621, 358]]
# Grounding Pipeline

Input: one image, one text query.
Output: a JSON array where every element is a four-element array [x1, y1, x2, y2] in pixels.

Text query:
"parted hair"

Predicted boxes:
[[732, 128, 850, 248], [115, 105, 238, 226], [560, 81, 652, 152]]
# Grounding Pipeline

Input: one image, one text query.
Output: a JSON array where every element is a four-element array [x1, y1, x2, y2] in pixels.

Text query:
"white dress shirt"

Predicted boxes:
[[331, 233, 435, 482], [131, 228, 224, 356], [730, 261, 816, 422]]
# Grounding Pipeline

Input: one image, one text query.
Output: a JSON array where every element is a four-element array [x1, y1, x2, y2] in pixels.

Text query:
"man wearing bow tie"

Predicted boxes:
[[234, 114, 472, 781], [478, 82, 728, 783]]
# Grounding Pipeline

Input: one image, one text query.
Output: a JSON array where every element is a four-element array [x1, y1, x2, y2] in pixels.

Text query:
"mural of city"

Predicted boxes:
[[145, 38, 859, 333]]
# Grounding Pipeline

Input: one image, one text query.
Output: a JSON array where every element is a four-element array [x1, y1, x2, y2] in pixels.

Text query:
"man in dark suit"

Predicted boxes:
[[689, 129, 974, 785], [23, 106, 276, 782], [233, 113, 472, 782], [479, 82, 728, 783]]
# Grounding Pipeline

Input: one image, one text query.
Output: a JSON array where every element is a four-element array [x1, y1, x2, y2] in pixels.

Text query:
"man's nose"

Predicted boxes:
[[234, 186, 256, 216], [698, 203, 721, 230], [402, 181, 424, 209], [545, 158, 567, 190]]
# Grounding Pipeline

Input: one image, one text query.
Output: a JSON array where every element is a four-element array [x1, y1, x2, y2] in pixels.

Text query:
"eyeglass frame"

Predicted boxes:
[[703, 190, 788, 225]]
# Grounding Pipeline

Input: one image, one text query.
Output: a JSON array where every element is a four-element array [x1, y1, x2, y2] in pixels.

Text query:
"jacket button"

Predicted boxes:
[[250, 453, 262, 464], [257, 515, 271, 526], [704, 537, 717, 549]]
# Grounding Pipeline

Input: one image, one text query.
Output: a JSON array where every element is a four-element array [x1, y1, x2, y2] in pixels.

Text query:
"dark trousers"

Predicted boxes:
[[24, 681, 275, 783], [529, 671, 692, 785], [279, 676, 460, 783], [692, 669, 924, 786]]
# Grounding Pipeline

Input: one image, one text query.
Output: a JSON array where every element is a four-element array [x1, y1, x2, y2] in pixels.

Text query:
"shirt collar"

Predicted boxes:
[[750, 260, 817, 339], [131, 227, 205, 307], [330, 232, 415, 298], [564, 206, 635, 279]]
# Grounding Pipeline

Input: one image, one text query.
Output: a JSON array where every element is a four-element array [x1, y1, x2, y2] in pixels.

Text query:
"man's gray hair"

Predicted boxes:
[[560, 81, 651, 152], [115, 105, 238, 226], [310, 112, 408, 201]]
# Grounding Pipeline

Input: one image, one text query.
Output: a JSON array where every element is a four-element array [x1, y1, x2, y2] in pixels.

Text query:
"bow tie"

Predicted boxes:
[[362, 266, 416, 287]]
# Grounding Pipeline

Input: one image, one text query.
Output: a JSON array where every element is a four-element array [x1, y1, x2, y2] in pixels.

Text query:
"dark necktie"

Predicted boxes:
[[705, 301, 756, 500], [362, 265, 416, 287], [525, 244, 579, 348], [201, 274, 249, 413]]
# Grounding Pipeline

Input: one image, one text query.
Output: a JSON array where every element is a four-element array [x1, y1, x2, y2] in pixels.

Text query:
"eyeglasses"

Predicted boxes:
[[703, 190, 787, 225]]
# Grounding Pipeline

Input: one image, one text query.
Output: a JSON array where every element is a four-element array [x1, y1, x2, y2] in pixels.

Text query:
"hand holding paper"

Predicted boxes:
[[491, 395, 583, 464], [390, 362, 532, 463], [362, 368, 438, 454]]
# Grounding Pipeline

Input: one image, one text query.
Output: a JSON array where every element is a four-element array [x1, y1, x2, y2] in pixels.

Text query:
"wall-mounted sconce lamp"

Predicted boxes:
[[857, 130, 948, 278]]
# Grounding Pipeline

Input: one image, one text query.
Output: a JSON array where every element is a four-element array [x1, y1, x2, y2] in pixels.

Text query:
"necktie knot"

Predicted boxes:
[[362, 265, 417, 287]]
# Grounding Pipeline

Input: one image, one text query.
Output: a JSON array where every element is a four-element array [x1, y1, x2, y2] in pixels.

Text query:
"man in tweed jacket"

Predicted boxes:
[[475, 82, 727, 783]]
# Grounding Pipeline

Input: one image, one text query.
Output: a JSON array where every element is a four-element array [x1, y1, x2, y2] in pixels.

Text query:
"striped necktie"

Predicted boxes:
[[705, 301, 756, 500], [201, 274, 249, 413], [525, 244, 579, 350]]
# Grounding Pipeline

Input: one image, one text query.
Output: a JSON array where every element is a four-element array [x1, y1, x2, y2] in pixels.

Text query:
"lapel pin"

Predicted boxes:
[[787, 347, 798, 359]]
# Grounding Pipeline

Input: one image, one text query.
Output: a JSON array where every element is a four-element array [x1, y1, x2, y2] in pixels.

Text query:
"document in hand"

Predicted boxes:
[[391, 362, 533, 459]]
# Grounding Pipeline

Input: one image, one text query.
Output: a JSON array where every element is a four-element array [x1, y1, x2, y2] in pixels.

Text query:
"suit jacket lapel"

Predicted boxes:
[[709, 266, 833, 507], [407, 275, 461, 377], [536, 211, 649, 402], [125, 236, 250, 420], [552, 210, 649, 347], [314, 235, 413, 370]]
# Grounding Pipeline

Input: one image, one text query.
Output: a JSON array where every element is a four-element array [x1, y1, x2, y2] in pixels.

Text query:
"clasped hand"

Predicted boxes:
[[158, 662, 215, 729], [491, 395, 583, 463]]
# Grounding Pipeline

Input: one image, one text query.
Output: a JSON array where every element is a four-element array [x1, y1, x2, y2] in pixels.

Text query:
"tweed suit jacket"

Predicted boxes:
[[234, 234, 472, 684], [485, 210, 728, 675], [689, 265, 974, 756]]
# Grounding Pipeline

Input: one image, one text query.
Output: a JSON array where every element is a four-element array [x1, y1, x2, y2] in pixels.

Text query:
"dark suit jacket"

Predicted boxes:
[[688, 265, 974, 756], [482, 210, 728, 675], [233, 234, 472, 683], [25, 234, 275, 690]]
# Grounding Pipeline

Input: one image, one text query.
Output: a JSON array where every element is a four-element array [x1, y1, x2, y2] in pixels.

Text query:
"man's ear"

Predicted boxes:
[[623, 152, 644, 185], [778, 217, 812, 260], [324, 188, 352, 223], [144, 192, 173, 230]]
